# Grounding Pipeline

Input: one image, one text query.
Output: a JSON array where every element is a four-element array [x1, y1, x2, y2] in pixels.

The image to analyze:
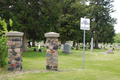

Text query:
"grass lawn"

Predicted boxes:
[[0, 46, 120, 80]]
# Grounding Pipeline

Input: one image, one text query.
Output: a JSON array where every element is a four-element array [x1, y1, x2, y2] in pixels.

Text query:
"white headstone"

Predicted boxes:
[[38, 42, 40, 49], [61, 44, 64, 50]]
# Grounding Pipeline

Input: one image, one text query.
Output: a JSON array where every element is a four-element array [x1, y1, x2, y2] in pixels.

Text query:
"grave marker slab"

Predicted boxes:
[[107, 49, 114, 54], [62, 43, 72, 54]]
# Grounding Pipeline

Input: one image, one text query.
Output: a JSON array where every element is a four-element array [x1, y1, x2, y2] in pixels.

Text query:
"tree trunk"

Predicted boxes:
[[43, 40, 46, 46], [22, 29, 28, 52], [76, 43, 78, 50], [73, 40, 75, 47], [61, 38, 66, 44], [60, 38, 66, 50], [0, 54, 3, 67], [32, 39, 35, 47], [95, 36, 98, 48]]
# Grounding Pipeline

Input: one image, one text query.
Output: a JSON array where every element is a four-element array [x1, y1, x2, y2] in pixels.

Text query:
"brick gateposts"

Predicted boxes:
[[6, 31, 24, 71], [45, 32, 59, 71]]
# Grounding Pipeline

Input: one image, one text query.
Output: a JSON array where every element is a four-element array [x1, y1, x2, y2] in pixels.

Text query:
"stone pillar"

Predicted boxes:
[[45, 32, 59, 71], [6, 31, 24, 71]]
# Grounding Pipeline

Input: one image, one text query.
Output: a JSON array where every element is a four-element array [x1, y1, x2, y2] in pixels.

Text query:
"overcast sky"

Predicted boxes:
[[111, 0, 120, 33]]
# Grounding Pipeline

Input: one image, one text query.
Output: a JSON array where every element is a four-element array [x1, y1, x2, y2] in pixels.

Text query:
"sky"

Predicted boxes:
[[111, 0, 120, 33]]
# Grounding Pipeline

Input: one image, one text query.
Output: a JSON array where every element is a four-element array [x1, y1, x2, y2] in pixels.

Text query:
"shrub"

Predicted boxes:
[[0, 17, 10, 67]]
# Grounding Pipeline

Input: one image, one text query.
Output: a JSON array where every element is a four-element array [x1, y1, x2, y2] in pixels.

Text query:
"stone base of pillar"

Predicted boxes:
[[45, 32, 59, 71], [6, 31, 24, 71]]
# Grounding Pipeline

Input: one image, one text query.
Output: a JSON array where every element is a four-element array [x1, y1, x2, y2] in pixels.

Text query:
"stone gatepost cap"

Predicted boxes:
[[5, 31, 24, 37], [45, 32, 59, 37]]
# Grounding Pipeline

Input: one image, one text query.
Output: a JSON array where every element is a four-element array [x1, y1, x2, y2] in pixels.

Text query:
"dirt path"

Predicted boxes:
[[0, 69, 48, 80], [0, 69, 69, 80]]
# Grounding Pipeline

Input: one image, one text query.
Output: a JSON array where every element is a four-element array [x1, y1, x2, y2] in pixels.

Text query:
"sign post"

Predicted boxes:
[[80, 16, 90, 69]]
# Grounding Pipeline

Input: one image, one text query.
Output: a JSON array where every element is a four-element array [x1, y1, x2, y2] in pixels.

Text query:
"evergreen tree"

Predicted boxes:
[[89, 0, 116, 48]]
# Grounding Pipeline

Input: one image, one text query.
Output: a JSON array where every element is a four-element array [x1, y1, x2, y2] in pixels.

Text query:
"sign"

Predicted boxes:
[[80, 18, 90, 30], [80, 17, 90, 69]]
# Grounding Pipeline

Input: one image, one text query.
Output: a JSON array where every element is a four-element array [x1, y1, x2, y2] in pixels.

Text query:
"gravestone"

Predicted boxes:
[[62, 43, 72, 54], [6, 31, 24, 71], [45, 32, 59, 71], [110, 45, 112, 48], [115, 45, 117, 51], [78, 43, 80, 50], [107, 49, 114, 54], [34, 48, 38, 51], [60, 44, 64, 50], [102, 42, 105, 50], [85, 44, 88, 50], [93, 42, 95, 47], [39, 49, 43, 52], [118, 44, 120, 51], [35, 42, 38, 46], [38, 42, 40, 50]]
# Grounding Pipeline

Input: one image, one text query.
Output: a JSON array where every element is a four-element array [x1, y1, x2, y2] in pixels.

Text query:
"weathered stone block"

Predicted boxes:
[[8, 61, 11, 64], [53, 45, 58, 50], [46, 57, 51, 60], [12, 38, 21, 41], [46, 65, 51, 70], [46, 53, 50, 57], [14, 48, 20, 53], [8, 37, 12, 41], [16, 61, 20, 64], [46, 49, 50, 53], [7, 41, 14, 46], [12, 64, 16, 67], [15, 57, 21, 61], [11, 46, 15, 49], [12, 52, 17, 56], [46, 60, 51, 65], [53, 57, 58, 60], [52, 61, 58, 64], [8, 49, 12, 52], [15, 41, 21, 45], [52, 53, 58, 57], [11, 60, 16, 64], [8, 64, 12, 67], [15, 68, 21, 71], [55, 39, 58, 43], [51, 51, 55, 53], [8, 67, 14, 71], [8, 53, 13, 58]]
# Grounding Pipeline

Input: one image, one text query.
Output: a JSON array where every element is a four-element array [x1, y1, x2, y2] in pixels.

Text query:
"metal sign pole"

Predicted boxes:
[[83, 16, 86, 69], [83, 29, 85, 69]]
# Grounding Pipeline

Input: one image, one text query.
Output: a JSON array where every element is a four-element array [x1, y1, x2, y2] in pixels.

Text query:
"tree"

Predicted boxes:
[[0, 17, 12, 67], [114, 33, 120, 43], [53, 0, 88, 45], [89, 0, 116, 48]]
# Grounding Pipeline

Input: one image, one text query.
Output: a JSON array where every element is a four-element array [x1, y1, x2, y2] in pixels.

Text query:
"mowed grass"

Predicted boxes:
[[0, 46, 120, 80]]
